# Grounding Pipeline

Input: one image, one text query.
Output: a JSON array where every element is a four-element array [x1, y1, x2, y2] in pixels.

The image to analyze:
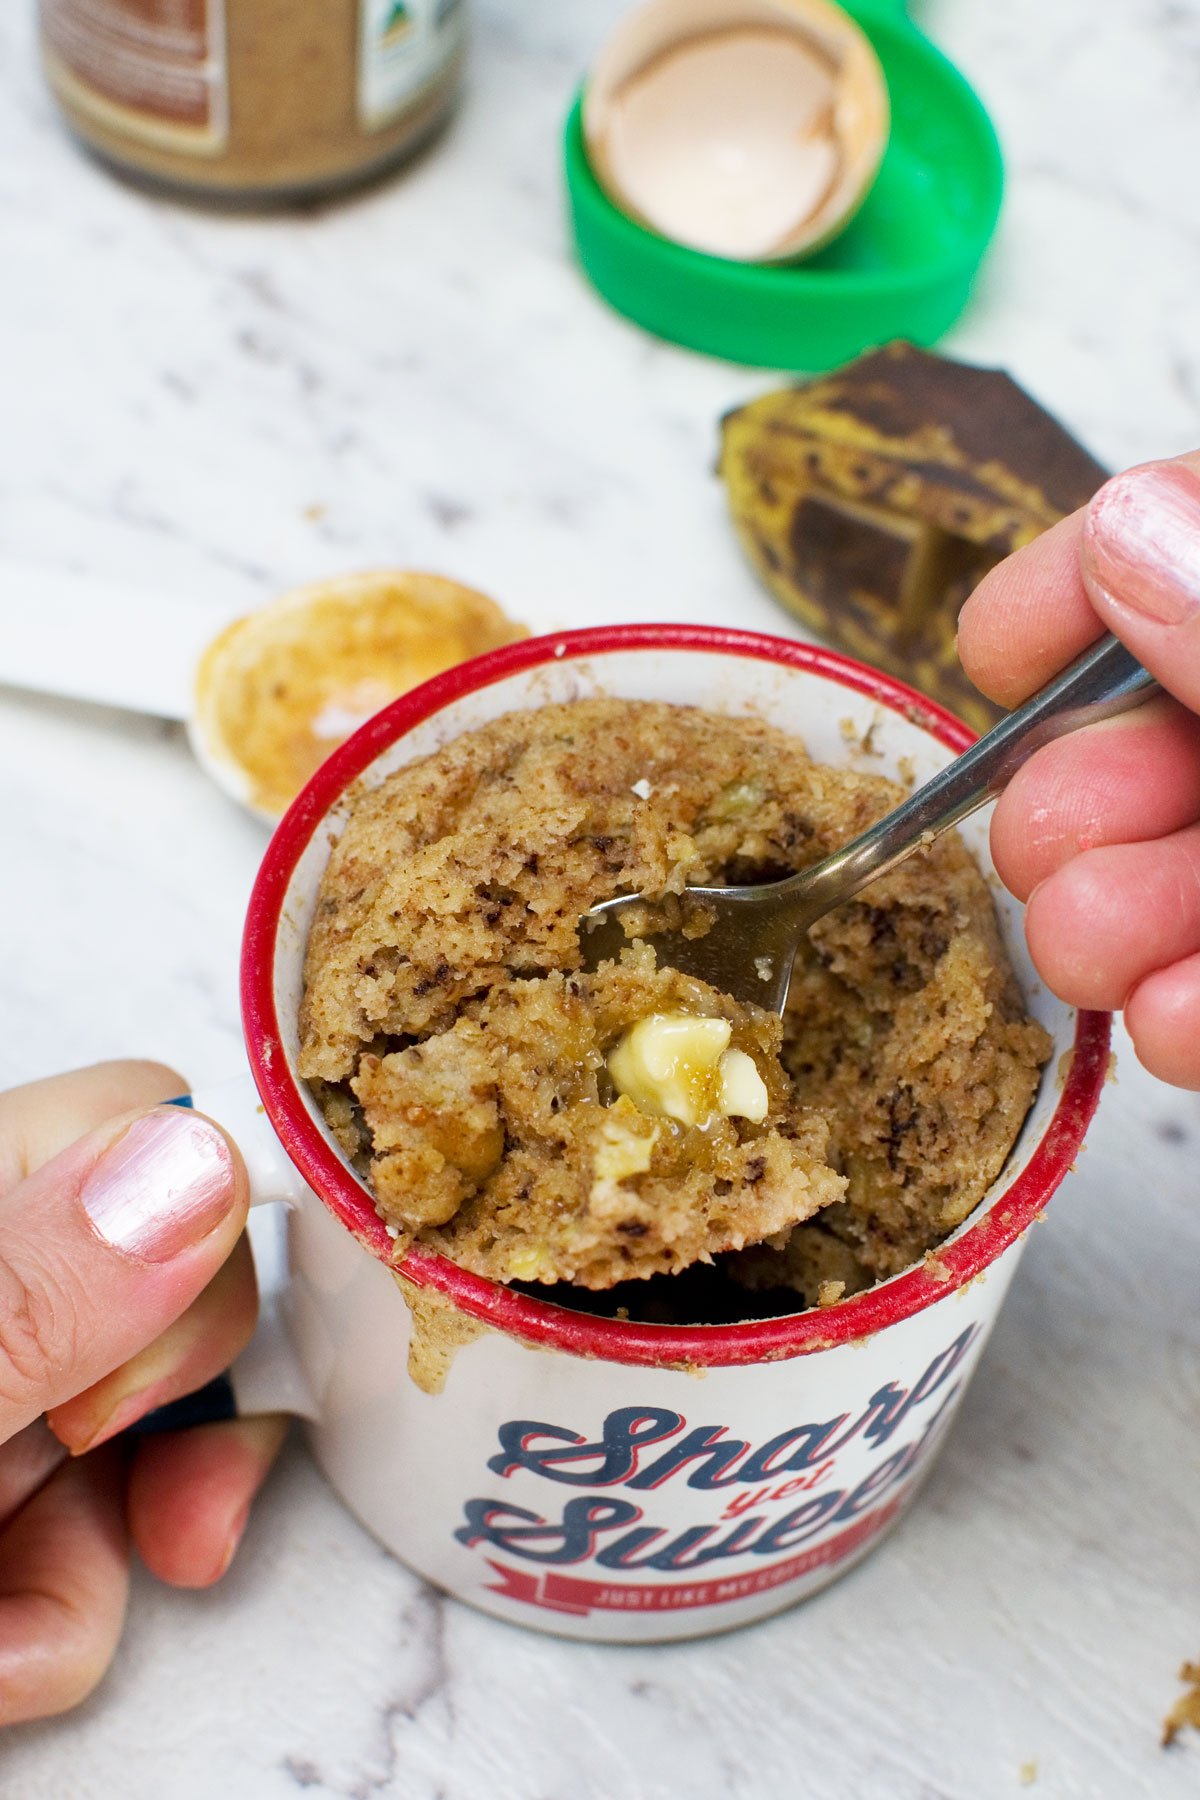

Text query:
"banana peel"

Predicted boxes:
[[719, 341, 1108, 733]]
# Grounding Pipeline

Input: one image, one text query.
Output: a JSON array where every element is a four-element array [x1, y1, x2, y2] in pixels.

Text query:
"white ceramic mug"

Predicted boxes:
[[201, 623, 1108, 1643]]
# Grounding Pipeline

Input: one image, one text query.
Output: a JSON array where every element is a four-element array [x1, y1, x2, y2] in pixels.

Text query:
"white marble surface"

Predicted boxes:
[[2, 0, 1200, 1792]]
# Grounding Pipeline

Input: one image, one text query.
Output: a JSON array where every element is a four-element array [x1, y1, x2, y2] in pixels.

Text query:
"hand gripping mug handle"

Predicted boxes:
[[131, 1074, 319, 1433]]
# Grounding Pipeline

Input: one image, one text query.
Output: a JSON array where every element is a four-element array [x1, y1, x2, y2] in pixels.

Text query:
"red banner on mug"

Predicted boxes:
[[484, 1498, 902, 1616]]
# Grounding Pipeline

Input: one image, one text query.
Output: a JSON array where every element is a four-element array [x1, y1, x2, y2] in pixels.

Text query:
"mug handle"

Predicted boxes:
[[131, 1075, 319, 1432]]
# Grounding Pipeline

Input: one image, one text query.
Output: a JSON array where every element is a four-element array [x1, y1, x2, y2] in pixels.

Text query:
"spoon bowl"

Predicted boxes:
[[581, 634, 1157, 1011]]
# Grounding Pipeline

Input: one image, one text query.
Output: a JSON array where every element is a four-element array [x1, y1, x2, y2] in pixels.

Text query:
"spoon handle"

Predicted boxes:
[[0, 561, 233, 721], [798, 634, 1160, 910]]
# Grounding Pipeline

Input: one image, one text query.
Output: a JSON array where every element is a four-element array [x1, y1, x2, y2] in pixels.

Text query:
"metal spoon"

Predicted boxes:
[[581, 634, 1160, 1014]]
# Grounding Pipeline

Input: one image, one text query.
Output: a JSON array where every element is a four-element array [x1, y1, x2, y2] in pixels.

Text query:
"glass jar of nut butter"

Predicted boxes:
[[39, 0, 467, 204]]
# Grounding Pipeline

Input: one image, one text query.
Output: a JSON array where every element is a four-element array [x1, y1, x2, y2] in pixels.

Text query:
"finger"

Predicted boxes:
[[0, 1443, 130, 1725], [1125, 952, 1200, 1089], [0, 1106, 247, 1441], [0, 1061, 187, 1202], [989, 695, 1200, 898], [1079, 454, 1200, 714], [47, 1236, 258, 1455], [0, 1420, 68, 1533], [1023, 823, 1200, 1010], [128, 1414, 289, 1588], [956, 511, 1102, 708]]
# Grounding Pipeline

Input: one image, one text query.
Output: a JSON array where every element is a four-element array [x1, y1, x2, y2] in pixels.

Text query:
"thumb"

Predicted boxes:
[[0, 1106, 247, 1442], [1080, 451, 1200, 711]]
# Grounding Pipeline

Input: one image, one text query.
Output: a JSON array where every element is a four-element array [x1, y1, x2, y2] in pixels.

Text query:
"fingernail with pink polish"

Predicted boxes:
[[1082, 461, 1200, 626], [80, 1110, 237, 1263]]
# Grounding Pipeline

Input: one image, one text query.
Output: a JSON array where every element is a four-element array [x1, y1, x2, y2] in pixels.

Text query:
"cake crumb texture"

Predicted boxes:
[[298, 699, 1049, 1296]]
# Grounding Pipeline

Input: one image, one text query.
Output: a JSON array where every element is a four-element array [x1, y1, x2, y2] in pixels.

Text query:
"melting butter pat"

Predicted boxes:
[[717, 1048, 770, 1122], [594, 1100, 659, 1180], [606, 1013, 769, 1127]]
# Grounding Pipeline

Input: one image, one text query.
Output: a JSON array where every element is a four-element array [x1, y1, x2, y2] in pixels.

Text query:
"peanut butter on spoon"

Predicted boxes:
[[191, 570, 526, 819]]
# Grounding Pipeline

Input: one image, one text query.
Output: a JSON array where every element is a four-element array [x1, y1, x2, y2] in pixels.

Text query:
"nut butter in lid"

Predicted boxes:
[[583, 0, 888, 264], [191, 570, 527, 819]]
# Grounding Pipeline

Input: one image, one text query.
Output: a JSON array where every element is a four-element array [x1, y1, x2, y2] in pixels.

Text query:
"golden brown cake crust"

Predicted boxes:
[[298, 698, 1050, 1296]]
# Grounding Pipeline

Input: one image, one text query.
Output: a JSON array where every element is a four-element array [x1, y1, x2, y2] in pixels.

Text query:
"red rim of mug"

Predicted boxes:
[[242, 623, 1110, 1369]]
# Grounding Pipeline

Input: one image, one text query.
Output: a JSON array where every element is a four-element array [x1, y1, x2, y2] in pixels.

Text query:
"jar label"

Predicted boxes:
[[358, 0, 465, 132], [41, 0, 229, 154]]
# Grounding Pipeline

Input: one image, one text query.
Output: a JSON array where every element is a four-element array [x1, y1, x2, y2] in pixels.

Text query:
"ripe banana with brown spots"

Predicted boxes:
[[718, 341, 1107, 734]]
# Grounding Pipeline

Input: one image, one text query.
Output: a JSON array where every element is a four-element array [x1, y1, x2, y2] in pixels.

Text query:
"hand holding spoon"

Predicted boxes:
[[582, 635, 1159, 1013]]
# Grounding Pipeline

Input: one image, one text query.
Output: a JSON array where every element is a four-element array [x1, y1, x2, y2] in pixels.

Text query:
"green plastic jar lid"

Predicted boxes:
[[564, 0, 1004, 371]]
